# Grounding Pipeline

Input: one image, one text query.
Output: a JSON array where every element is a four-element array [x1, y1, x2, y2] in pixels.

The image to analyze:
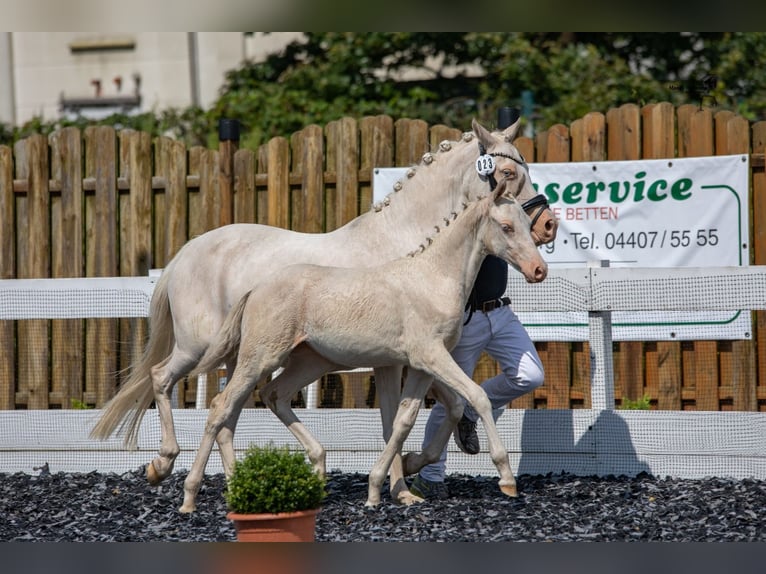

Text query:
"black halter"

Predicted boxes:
[[521, 193, 550, 228]]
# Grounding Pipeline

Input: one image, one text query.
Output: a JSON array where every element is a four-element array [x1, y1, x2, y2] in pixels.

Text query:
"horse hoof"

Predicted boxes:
[[179, 503, 195, 514], [146, 461, 162, 485], [499, 483, 518, 498], [396, 491, 424, 506]]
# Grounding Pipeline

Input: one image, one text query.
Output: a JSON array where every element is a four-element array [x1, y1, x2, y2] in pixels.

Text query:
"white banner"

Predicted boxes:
[[374, 154, 750, 340]]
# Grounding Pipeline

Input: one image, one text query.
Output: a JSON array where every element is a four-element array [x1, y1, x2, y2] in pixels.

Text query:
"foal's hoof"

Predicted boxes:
[[499, 483, 518, 498]]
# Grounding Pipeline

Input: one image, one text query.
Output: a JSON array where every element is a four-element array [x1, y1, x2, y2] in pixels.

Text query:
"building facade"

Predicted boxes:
[[0, 32, 302, 126]]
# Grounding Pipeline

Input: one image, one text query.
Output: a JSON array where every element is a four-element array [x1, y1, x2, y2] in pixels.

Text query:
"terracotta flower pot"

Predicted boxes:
[[227, 508, 320, 542]]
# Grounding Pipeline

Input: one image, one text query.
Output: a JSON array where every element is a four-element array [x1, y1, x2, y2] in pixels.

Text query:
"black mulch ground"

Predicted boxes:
[[1, 469, 765, 542]]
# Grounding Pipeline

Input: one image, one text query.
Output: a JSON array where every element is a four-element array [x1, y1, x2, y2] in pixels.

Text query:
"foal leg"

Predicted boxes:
[[402, 380, 465, 476], [179, 366, 262, 513], [366, 369, 432, 507], [146, 347, 201, 484], [414, 346, 517, 498], [375, 365, 422, 505]]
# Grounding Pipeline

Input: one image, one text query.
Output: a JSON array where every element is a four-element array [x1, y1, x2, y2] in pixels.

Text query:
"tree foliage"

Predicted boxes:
[[3, 33, 765, 148]]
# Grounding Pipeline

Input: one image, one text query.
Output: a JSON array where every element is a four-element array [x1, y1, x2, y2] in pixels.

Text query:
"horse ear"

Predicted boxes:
[[501, 119, 522, 143], [492, 179, 508, 202], [472, 118, 493, 149]]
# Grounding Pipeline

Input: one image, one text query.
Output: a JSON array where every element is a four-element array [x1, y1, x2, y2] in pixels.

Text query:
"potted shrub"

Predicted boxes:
[[225, 443, 327, 542]]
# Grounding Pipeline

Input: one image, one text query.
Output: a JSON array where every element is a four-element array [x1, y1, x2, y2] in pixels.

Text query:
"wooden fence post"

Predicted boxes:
[[84, 126, 118, 408], [218, 119, 239, 228], [0, 144, 15, 409], [605, 104, 648, 408], [50, 127, 84, 408], [715, 110, 757, 411], [14, 134, 50, 409], [528, 123, 572, 409]]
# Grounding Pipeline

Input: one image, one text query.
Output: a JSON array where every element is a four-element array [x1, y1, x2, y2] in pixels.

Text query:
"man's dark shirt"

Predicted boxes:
[[468, 255, 507, 307]]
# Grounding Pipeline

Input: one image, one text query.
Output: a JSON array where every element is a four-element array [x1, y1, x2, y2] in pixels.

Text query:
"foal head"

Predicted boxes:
[[481, 180, 548, 284]]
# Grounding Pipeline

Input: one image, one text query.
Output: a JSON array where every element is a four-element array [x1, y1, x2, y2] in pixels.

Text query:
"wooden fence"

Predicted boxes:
[[1, 103, 765, 411]]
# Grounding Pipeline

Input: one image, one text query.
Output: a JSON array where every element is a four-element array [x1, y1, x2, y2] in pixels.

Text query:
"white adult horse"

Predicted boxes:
[[180, 179, 547, 512], [90, 118, 557, 504]]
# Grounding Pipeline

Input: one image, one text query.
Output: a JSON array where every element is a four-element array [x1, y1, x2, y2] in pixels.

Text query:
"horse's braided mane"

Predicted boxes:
[[406, 197, 487, 258], [370, 130, 476, 213]]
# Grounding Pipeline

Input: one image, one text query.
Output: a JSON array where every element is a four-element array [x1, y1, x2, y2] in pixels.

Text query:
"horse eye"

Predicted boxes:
[[502, 223, 513, 234]]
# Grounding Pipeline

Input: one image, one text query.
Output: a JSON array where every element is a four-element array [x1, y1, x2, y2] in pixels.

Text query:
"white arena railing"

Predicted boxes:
[[1, 266, 765, 480]]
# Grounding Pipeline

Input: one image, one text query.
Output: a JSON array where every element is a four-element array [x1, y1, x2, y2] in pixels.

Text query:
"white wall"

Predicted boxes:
[[6, 32, 302, 125]]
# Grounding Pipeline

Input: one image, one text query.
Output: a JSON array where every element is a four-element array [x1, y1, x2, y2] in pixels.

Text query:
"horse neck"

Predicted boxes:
[[416, 200, 489, 305], [340, 140, 488, 259]]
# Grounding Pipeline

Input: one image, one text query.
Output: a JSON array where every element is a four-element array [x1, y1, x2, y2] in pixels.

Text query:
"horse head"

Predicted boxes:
[[472, 118, 558, 246], [482, 179, 548, 284]]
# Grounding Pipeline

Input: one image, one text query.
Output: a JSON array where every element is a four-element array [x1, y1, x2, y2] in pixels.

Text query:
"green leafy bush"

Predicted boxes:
[[225, 443, 326, 515], [619, 394, 652, 410]]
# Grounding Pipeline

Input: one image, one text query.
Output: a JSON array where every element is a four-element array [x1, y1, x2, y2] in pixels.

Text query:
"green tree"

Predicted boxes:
[[212, 32, 766, 147], [4, 33, 765, 148]]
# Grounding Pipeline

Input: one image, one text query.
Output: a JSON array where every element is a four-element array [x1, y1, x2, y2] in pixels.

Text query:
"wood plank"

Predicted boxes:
[[677, 104, 716, 411], [49, 128, 84, 408], [217, 132, 238, 227], [266, 137, 289, 229], [199, 148, 221, 234], [715, 110, 757, 411], [360, 115, 394, 215], [83, 126, 118, 408], [117, 130, 152, 398], [154, 136, 188, 266], [428, 124, 462, 152], [569, 112, 605, 409], [294, 125, 323, 233], [233, 149, 256, 225], [333, 117, 359, 229], [187, 146, 205, 240], [641, 103, 678, 410], [394, 118, 429, 166], [536, 123, 572, 409], [0, 144, 16, 409], [605, 105, 646, 407], [14, 134, 50, 409]]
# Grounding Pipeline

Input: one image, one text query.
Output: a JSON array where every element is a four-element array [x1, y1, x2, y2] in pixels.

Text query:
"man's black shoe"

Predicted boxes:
[[454, 414, 480, 454]]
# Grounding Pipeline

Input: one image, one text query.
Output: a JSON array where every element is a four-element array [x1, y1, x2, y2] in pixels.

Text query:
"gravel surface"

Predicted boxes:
[[1, 468, 765, 542]]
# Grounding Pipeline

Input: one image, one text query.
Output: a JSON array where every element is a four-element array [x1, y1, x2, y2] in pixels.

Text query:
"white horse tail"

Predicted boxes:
[[193, 290, 251, 376], [90, 268, 176, 447]]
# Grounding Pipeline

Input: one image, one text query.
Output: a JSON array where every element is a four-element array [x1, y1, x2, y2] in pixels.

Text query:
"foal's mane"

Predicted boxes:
[[405, 194, 494, 258]]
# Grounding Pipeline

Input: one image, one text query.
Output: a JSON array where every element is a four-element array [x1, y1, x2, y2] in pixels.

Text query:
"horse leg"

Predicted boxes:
[[259, 344, 340, 477], [374, 365, 422, 505], [146, 348, 201, 485], [214, 358, 240, 478], [414, 346, 517, 498], [366, 368, 432, 507], [402, 379, 465, 476]]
